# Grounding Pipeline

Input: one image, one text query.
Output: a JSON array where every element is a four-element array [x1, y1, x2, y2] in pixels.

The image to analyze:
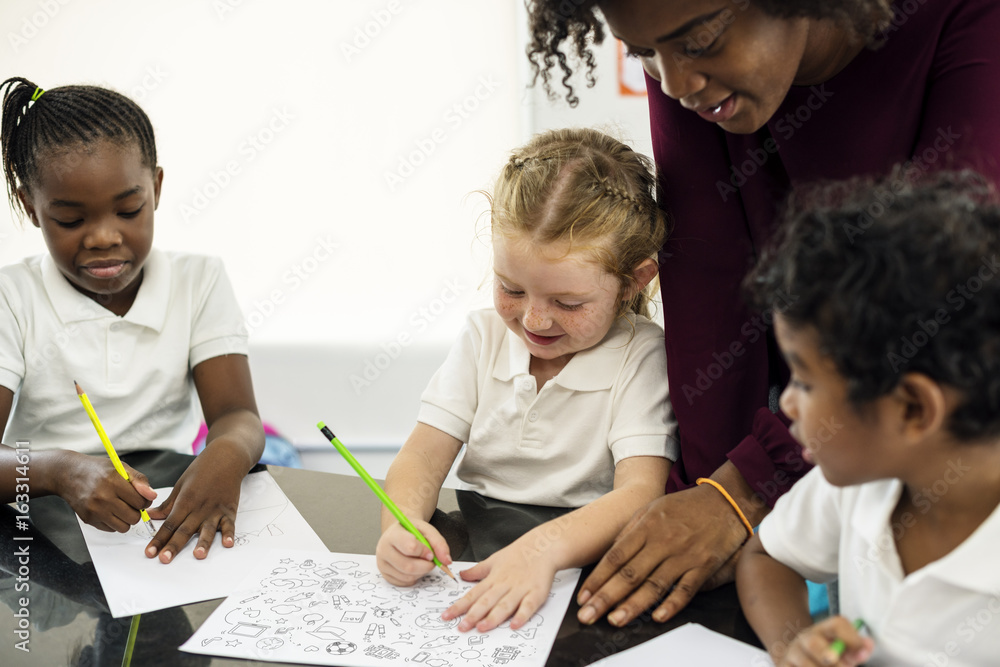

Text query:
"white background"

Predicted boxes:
[[1, 0, 653, 448]]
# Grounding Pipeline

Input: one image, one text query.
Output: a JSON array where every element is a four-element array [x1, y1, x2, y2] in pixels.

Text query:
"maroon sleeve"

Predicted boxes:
[[654, 0, 1000, 504], [728, 408, 805, 507]]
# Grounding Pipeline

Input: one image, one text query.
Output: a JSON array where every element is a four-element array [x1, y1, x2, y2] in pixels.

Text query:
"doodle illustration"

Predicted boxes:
[[181, 551, 579, 667], [327, 640, 358, 655], [229, 622, 268, 638]]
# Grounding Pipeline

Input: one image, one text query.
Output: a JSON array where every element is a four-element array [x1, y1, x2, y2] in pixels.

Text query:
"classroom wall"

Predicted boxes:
[[0, 1, 653, 449]]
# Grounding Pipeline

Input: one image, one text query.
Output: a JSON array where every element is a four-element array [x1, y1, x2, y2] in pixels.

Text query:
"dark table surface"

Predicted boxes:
[[1, 451, 759, 666]]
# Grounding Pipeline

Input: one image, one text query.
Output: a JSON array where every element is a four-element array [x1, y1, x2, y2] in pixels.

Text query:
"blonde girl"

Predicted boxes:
[[376, 128, 677, 632]]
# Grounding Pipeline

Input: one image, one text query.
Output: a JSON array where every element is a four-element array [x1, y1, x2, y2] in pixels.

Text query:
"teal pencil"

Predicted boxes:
[[316, 421, 456, 581]]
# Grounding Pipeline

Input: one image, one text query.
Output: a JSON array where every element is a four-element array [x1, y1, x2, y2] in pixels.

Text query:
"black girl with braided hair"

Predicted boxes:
[[0, 77, 265, 564], [524, 0, 1000, 629]]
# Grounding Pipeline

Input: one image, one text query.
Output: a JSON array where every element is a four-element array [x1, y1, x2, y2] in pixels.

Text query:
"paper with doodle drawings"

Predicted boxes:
[[180, 550, 581, 666], [78, 470, 328, 618]]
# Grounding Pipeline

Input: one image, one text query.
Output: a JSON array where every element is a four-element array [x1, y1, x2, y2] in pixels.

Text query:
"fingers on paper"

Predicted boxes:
[[450, 579, 543, 634], [192, 516, 227, 559], [145, 514, 197, 563], [458, 561, 488, 582]]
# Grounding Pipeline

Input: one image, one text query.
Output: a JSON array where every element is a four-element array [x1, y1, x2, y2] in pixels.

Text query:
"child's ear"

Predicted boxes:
[[16, 187, 40, 228], [893, 373, 949, 443], [152, 167, 164, 210], [629, 258, 659, 294]]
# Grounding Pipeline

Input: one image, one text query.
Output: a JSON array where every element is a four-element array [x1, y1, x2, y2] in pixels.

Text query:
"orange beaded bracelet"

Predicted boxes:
[[696, 477, 754, 539]]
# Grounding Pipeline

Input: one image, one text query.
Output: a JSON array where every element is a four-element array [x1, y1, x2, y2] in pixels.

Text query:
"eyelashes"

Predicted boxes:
[[497, 284, 584, 311]]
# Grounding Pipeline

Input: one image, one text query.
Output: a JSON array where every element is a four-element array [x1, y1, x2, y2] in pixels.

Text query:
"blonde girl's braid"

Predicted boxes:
[[490, 127, 668, 319]]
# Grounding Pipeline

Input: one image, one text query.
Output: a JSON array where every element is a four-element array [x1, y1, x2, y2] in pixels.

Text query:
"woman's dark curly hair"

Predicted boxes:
[[745, 170, 1000, 443], [525, 0, 894, 106]]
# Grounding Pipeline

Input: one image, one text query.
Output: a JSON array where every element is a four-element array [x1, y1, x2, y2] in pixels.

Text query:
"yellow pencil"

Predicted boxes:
[[75, 381, 156, 538]]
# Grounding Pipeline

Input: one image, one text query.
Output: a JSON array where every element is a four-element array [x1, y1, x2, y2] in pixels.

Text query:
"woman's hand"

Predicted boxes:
[[442, 538, 558, 633], [775, 616, 873, 667], [53, 451, 156, 532], [144, 441, 246, 563], [576, 481, 750, 626], [376, 520, 452, 587]]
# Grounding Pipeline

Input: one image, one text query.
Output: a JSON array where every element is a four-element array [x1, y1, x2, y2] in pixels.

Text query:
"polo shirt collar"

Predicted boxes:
[[41, 249, 170, 331], [492, 316, 634, 391], [850, 477, 1000, 592], [849, 479, 901, 546], [930, 493, 1000, 592]]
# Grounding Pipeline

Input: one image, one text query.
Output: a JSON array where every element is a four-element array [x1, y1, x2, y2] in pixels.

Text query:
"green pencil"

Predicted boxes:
[[831, 618, 866, 658], [317, 421, 456, 581]]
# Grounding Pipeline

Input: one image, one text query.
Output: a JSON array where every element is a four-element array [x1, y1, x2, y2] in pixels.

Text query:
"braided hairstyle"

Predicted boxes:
[[525, 0, 894, 107], [1, 76, 157, 220], [488, 127, 667, 318]]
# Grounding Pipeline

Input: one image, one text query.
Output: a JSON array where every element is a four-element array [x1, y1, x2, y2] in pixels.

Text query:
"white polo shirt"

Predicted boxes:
[[759, 466, 1000, 666], [0, 249, 248, 454], [418, 308, 677, 507]]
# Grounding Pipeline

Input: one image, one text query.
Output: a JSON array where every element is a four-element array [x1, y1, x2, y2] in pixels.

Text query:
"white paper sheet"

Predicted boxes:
[[181, 550, 581, 667], [590, 622, 773, 666], [79, 470, 328, 618]]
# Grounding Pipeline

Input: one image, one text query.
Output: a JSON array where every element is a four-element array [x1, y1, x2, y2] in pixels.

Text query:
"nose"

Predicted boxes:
[[522, 301, 552, 332], [778, 383, 797, 421], [657, 52, 708, 101], [84, 215, 123, 249]]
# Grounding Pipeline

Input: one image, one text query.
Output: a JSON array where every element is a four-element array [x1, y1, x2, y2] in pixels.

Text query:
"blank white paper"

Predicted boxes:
[[78, 470, 328, 618], [590, 622, 773, 666]]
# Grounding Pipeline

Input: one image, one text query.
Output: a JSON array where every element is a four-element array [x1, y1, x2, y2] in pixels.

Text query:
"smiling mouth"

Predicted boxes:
[[525, 330, 564, 346], [694, 94, 737, 123], [82, 262, 128, 279]]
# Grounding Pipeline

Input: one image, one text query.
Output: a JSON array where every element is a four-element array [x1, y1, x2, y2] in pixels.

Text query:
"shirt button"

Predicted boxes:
[[109, 322, 120, 332], [111, 352, 122, 363], [521, 379, 533, 391], [528, 411, 538, 422]]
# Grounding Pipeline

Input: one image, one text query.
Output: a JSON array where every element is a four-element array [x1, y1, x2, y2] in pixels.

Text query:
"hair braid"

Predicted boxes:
[[489, 127, 668, 319], [1, 77, 157, 220]]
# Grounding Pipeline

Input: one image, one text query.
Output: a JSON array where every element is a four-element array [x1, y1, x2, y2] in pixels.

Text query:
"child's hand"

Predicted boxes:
[[777, 616, 874, 667], [376, 520, 452, 587], [144, 442, 246, 564], [442, 539, 558, 633], [57, 452, 156, 532]]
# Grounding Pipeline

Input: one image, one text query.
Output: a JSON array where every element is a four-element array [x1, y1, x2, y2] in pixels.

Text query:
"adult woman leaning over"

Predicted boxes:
[[525, 0, 1000, 628]]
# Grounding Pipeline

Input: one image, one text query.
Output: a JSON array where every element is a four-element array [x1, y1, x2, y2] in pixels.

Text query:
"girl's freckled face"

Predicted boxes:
[[492, 234, 623, 366]]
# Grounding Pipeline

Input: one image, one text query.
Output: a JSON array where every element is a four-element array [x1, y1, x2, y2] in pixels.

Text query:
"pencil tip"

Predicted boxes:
[[74, 381, 83, 394]]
